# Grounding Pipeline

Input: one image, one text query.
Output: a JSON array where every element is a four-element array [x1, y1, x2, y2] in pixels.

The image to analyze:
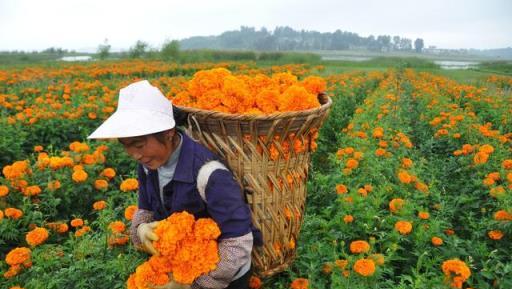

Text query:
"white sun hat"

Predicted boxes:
[[87, 80, 175, 139]]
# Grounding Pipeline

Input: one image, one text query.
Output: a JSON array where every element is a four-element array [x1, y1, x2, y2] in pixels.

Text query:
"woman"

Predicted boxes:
[[88, 80, 262, 289]]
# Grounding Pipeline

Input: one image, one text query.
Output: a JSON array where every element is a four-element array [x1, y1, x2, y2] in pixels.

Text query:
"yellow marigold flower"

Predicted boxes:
[[441, 259, 471, 289], [350, 240, 370, 254], [432, 236, 443, 246], [124, 205, 137, 221], [353, 258, 376, 277], [488, 230, 504, 240], [93, 200, 107, 210], [290, 278, 309, 289], [0, 185, 9, 197], [72, 169, 88, 183], [25, 227, 49, 247], [395, 220, 413, 235], [120, 178, 138, 192]]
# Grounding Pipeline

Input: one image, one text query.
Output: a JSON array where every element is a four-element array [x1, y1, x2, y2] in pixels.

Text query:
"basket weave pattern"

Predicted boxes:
[[176, 94, 332, 277]]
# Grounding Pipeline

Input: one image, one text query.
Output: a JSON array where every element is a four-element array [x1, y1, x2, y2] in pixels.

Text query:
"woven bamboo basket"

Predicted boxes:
[[174, 93, 332, 277]]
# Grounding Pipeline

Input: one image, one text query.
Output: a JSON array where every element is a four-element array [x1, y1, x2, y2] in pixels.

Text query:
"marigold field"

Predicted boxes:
[[0, 60, 511, 289]]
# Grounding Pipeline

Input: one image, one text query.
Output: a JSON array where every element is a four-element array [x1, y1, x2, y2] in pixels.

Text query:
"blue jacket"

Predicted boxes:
[[137, 133, 262, 244]]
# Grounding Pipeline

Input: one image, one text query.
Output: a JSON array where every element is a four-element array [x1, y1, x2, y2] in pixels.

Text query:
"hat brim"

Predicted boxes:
[[87, 109, 176, 139]]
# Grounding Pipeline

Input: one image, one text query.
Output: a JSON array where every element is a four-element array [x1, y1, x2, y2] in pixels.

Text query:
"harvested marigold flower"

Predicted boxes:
[[488, 230, 504, 240], [441, 259, 471, 288], [432, 236, 443, 246], [350, 240, 370, 254], [353, 258, 376, 276], [395, 221, 413, 235], [290, 278, 309, 289], [120, 178, 138, 192], [25, 227, 49, 247]]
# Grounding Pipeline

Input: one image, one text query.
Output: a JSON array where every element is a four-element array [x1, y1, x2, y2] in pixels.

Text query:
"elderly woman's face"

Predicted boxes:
[[119, 130, 175, 170]]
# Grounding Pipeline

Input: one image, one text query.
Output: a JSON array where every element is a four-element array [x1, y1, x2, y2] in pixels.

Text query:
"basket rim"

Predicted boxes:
[[174, 93, 332, 121]]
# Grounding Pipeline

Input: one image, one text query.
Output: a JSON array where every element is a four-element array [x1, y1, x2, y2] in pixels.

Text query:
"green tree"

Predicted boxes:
[[161, 39, 180, 60], [97, 39, 111, 60], [128, 40, 148, 58], [414, 38, 424, 53]]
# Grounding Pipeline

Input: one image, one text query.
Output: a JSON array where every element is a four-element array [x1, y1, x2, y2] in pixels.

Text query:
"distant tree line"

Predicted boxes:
[[180, 26, 425, 52]]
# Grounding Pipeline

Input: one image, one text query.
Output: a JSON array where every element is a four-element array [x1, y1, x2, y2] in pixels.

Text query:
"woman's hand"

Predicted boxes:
[[136, 221, 159, 255]]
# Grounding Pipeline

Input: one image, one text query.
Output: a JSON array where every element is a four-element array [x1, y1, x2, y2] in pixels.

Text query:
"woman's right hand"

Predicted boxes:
[[136, 221, 159, 255]]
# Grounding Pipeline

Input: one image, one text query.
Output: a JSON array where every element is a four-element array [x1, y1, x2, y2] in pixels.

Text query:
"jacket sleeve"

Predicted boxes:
[[130, 208, 154, 248]]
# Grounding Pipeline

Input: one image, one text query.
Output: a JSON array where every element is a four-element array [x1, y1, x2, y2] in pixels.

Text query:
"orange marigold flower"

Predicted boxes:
[[335, 259, 348, 269], [125, 205, 137, 221], [72, 169, 88, 183], [369, 253, 385, 266], [494, 210, 512, 221], [25, 227, 49, 247], [75, 225, 91, 237], [0, 210, 3, 221], [93, 200, 107, 210], [398, 171, 413, 184], [290, 278, 309, 289], [47, 180, 61, 191], [503, 159, 512, 170], [102, 168, 116, 179], [473, 151, 489, 165], [34, 145, 44, 152], [389, 198, 405, 213], [0, 185, 9, 197], [22, 185, 41, 197], [70, 218, 84, 227], [432, 237, 443, 246], [109, 221, 126, 233], [94, 179, 108, 190], [322, 263, 333, 274], [350, 240, 370, 254], [336, 184, 348, 194], [5, 208, 23, 219], [479, 144, 494, 154], [395, 221, 413, 235], [418, 211, 430, 220], [375, 148, 387, 157], [248, 276, 262, 289], [5, 247, 31, 266], [343, 215, 354, 223], [402, 158, 413, 168], [441, 259, 471, 289], [345, 158, 359, 169], [120, 178, 138, 192], [353, 258, 376, 277], [488, 230, 504, 240]]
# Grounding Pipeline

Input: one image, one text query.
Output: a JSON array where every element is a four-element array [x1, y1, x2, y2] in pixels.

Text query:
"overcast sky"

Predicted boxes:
[[0, 0, 511, 52]]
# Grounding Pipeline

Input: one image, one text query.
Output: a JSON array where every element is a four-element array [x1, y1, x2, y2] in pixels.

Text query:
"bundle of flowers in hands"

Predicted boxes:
[[127, 211, 221, 289], [171, 68, 327, 114]]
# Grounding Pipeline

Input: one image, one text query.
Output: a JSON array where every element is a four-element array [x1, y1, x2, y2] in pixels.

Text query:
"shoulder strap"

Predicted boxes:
[[196, 160, 228, 203]]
